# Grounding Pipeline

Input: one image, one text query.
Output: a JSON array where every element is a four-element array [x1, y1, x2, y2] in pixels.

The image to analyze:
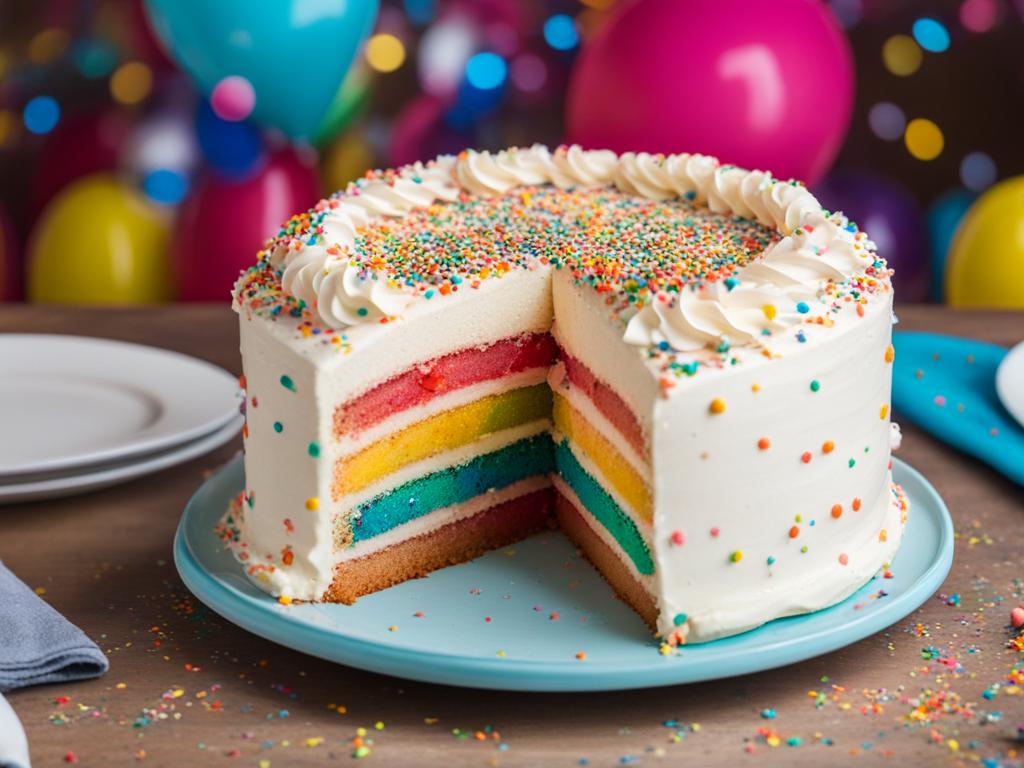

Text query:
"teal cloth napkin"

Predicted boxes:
[[892, 331, 1024, 486]]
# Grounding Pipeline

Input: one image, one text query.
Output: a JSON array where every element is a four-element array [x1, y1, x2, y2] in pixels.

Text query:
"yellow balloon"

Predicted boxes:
[[28, 174, 172, 304], [946, 176, 1024, 309], [320, 131, 375, 194]]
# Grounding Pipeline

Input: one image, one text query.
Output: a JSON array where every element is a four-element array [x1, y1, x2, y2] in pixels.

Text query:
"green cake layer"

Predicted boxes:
[[553, 439, 654, 576]]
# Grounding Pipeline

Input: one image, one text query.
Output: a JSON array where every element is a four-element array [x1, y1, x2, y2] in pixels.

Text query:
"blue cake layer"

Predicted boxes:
[[350, 434, 554, 542], [347, 430, 654, 580]]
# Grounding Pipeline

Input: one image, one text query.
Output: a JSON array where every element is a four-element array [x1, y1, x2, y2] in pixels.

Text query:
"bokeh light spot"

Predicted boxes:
[[905, 118, 944, 160], [543, 14, 579, 51], [322, 132, 375, 192], [960, 151, 997, 191], [868, 102, 906, 141], [882, 35, 923, 76], [418, 17, 478, 96], [0, 109, 16, 147], [960, 0, 997, 32], [465, 52, 507, 90], [511, 53, 547, 93], [143, 169, 190, 206], [912, 18, 951, 52], [23, 96, 60, 135], [28, 28, 70, 65], [72, 40, 116, 78], [365, 34, 406, 73], [403, 0, 436, 25], [211, 76, 256, 121], [110, 62, 153, 105]]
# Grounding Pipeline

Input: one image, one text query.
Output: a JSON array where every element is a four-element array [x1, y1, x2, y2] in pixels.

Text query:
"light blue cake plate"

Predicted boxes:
[[174, 456, 953, 692]]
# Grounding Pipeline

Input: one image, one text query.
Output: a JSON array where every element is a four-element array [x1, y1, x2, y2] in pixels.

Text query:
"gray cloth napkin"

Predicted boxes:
[[0, 693, 30, 768], [0, 560, 108, 692]]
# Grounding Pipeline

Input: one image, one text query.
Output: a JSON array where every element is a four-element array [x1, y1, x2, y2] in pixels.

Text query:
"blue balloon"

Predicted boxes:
[[925, 188, 976, 302], [143, 0, 379, 141], [195, 100, 265, 180]]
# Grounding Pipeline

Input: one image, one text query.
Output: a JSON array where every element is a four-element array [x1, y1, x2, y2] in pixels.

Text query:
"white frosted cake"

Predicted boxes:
[[220, 144, 908, 645]]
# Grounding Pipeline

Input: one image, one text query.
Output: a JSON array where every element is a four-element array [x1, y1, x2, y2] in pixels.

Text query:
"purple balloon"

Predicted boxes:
[[813, 170, 929, 302]]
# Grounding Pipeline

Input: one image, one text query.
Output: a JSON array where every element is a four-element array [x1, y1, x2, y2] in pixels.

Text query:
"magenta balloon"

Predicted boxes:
[[813, 170, 929, 302], [174, 149, 321, 301], [389, 94, 468, 167], [566, 0, 854, 185]]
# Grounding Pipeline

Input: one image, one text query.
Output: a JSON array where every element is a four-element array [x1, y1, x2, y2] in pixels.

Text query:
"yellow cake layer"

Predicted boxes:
[[334, 384, 552, 498], [552, 392, 652, 524]]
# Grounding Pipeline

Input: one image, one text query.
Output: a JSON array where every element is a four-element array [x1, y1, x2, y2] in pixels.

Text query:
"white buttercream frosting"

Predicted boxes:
[[226, 146, 903, 645], [248, 145, 888, 354]]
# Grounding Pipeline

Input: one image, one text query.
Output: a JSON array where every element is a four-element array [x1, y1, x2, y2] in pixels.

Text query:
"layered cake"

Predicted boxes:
[[220, 144, 908, 645]]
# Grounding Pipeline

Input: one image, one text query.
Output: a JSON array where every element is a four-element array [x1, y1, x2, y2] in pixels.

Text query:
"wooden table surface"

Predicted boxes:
[[2, 304, 1023, 767]]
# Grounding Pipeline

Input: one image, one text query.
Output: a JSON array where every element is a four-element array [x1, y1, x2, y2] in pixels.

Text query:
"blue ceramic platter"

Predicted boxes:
[[175, 456, 953, 692]]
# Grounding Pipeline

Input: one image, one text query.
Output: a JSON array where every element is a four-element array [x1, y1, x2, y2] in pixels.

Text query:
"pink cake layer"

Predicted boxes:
[[333, 333, 556, 437], [560, 351, 648, 460]]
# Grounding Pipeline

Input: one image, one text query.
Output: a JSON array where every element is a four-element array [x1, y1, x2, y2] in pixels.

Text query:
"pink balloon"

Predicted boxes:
[[566, 0, 854, 185], [173, 149, 320, 301]]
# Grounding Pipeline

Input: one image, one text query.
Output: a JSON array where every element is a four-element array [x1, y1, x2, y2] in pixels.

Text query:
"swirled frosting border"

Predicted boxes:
[[242, 145, 886, 353]]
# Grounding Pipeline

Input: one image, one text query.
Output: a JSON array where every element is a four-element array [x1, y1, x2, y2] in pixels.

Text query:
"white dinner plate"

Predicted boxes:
[[0, 415, 242, 505], [995, 340, 1024, 430], [0, 335, 241, 478]]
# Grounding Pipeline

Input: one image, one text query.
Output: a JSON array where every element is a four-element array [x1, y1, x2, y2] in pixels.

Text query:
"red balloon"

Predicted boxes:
[[173, 149, 321, 301], [31, 109, 134, 215], [128, 0, 176, 70], [0, 202, 20, 301], [566, 0, 854, 185]]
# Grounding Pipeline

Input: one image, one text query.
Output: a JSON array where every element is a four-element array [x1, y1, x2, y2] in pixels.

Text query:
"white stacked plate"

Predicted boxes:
[[0, 335, 243, 504], [996, 340, 1024, 430]]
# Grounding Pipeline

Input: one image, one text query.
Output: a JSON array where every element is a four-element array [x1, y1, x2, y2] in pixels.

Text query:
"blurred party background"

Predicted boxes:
[[0, 0, 1021, 307]]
